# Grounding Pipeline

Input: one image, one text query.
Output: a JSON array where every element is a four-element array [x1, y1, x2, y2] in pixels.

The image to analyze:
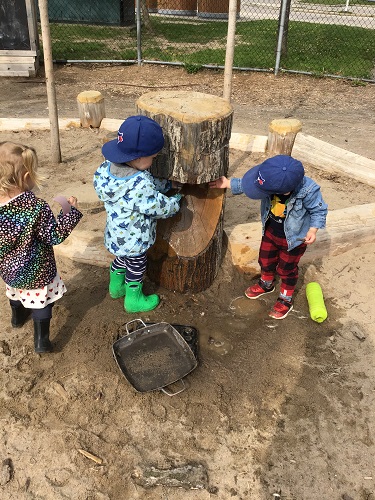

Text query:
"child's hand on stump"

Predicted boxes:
[[209, 177, 230, 189], [171, 181, 184, 191]]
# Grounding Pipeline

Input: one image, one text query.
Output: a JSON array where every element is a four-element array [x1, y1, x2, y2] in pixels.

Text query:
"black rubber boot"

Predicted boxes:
[[33, 319, 53, 353], [11, 303, 31, 328]]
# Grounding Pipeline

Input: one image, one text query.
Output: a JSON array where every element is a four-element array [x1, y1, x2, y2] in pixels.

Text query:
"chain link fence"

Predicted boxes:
[[38, 0, 375, 81]]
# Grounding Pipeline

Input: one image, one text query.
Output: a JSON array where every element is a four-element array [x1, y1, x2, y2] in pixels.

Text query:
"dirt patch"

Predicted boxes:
[[1, 63, 374, 159], [0, 65, 375, 500]]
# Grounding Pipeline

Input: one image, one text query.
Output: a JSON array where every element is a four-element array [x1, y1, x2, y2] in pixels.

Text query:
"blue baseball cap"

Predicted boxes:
[[241, 155, 305, 199], [102, 115, 164, 163]]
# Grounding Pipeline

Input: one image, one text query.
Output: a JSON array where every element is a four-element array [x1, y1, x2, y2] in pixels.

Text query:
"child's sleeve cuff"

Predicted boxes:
[[230, 177, 243, 195]]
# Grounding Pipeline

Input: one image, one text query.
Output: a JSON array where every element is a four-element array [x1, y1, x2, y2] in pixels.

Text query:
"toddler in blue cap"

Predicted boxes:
[[210, 155, 328, 319], [93, 115, 182, 313]]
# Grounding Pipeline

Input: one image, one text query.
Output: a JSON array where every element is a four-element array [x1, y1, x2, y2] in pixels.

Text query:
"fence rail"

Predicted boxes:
[[37, 0, 375, 81]]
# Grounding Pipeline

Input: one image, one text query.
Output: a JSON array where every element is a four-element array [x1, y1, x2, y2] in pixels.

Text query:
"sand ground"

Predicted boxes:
[[0, 65, 374, 500]]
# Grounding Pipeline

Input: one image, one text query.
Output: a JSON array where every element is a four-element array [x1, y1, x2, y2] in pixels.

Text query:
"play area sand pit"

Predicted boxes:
[[1, 65, 375, 499]]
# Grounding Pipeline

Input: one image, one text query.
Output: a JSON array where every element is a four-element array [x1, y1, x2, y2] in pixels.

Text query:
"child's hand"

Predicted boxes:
[[54, 195, 77, 215], [209, 176, 230, 189], [172, 193, 183, 202], [68, 196, 78, 208], [171, 181, 183, 191], [304, 228, 318, 245]]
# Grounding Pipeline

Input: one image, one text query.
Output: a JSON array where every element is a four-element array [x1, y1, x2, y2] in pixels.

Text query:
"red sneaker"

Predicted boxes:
[[269, 298, 293, 320], [245, 280, 275, 299]]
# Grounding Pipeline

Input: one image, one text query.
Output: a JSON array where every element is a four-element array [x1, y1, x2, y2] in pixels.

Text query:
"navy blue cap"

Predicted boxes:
[[242, 155, 305, 199], [102, 115, 164, 163]]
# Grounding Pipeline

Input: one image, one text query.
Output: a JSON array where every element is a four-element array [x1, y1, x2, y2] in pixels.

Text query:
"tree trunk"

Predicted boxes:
[[136, 90, 233, 183], [268, 118, 302, 156], [147, 184, 225, 293], [140, 0, 151, 29], [136, 90, 233, 292], [77, 91, 105, 128]]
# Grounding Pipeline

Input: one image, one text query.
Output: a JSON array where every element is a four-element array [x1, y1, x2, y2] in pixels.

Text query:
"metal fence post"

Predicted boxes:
[[275, 0, 288, 76], [136, 0, 142, 65]]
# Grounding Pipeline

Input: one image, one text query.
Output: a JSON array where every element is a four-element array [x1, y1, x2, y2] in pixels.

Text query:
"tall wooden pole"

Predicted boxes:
[[223, 0, 238, 102], [38, 0, 61, 163]]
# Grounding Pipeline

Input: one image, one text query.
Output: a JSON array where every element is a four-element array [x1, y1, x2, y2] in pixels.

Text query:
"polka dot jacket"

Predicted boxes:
[[0, 191, 83, 289]]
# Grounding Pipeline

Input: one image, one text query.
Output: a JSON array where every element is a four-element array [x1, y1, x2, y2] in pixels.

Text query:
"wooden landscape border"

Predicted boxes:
[[0, 117, 374, 275]]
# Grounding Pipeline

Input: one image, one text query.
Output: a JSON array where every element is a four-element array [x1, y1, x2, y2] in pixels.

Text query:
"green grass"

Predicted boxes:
[[150, 17, 229, 42], [50, 23, 129, 40], [299, 0, 372, 5], [48, 23, 136, 59], [44, 18, 375, 79], [280, 22, 375, 77]]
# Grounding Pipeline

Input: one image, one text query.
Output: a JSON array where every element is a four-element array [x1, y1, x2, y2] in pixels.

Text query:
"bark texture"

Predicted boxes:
[[136, 90, 233, 183], [137, 91, 233, 292]]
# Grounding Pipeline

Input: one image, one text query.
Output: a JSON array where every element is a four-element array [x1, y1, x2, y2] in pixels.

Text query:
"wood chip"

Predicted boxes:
[[77, 449, 103, 465]]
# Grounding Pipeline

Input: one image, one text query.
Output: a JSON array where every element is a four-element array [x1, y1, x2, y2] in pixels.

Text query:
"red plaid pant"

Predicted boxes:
[[258, 225, 307, 296]]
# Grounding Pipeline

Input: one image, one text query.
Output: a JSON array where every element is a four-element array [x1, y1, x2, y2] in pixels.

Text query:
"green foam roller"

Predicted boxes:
[[306, 282, 328, 323]]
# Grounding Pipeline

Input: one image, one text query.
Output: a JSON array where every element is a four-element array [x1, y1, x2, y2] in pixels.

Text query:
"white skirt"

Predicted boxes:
[[5, 273, 66, 309]]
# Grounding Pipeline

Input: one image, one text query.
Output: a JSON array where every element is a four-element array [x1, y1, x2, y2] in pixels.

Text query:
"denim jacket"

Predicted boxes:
[[230, 176, 328, 251]]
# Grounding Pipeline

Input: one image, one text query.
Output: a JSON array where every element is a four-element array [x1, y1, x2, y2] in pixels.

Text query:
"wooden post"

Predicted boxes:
[[223, 0, 238, 102], [38, 0, 61, 163], [267, 118, 302, 156], [77, 91, 105, 128], [136, 90, 233, 293]]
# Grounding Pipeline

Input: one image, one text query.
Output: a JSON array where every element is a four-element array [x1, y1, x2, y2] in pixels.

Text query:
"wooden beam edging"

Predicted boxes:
[[0, 117, 122, 131], [0, 118, 268, 153], [53, 203, 375, 272], [293, 133, 375, 188], [0, 117, 81, 130], [54, 230, 112, 267], [227, 203, 375, 275]]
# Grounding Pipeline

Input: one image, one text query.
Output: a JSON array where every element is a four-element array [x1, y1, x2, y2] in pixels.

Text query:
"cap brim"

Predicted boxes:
[[101, 139, 138, 164], [242, 166, 271, 199]]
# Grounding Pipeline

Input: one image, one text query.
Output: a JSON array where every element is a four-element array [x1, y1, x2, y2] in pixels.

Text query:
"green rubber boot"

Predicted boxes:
[[124, 281, 160, 313], [109, 266, 126, 299]]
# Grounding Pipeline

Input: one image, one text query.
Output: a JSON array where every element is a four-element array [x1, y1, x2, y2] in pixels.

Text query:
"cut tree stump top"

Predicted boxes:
[[136, 90, 233, 123], [269, 118, 302, 135], [77, 90, 104, 104]]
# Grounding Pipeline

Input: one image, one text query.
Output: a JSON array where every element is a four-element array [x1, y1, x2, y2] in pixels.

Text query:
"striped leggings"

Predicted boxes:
[[111, 253, 147, 283]]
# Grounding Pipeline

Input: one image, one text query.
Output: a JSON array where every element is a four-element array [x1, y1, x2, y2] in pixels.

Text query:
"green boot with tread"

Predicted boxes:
[[109, 266, 126, 299], [124, 281, 159, 313]]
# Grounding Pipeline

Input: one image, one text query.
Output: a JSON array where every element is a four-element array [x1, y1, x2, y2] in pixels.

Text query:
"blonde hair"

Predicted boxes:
[[0, 141, 42, 196]]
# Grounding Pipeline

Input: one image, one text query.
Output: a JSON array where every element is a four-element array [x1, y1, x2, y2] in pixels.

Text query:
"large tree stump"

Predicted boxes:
[[136, 91, 233, 183], [77, 91, 105, 128], [267, 118, 302, 155], [136, 90, 233, 293]]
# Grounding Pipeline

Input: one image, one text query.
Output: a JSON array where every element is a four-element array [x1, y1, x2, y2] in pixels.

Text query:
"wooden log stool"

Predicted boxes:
[[77, 90, 105, 128], [136, 90, 233, 293], [267, 118, 302, 156]]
